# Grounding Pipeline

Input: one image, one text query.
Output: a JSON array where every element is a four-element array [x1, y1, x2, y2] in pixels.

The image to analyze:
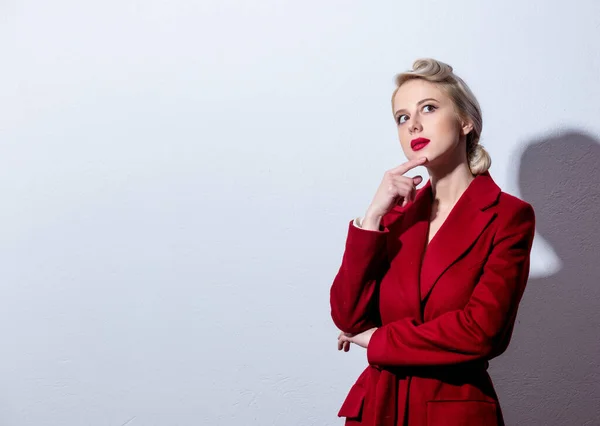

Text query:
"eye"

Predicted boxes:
[[423, 104, 437, 113], [396, 114, 408, 125]]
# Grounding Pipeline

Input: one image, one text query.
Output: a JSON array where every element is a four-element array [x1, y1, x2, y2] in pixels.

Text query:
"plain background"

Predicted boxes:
[[1, 1, 599, 425]]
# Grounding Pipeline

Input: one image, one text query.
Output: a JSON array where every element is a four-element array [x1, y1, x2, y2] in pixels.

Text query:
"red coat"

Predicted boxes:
[[330, 171, 535, 426]]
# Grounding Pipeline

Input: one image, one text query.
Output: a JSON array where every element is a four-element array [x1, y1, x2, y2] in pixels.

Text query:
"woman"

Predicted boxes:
[[330, 58, 535, 426]]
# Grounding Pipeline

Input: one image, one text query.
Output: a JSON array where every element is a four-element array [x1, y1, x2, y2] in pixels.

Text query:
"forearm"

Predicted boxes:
[[330, 219, 389, 333]]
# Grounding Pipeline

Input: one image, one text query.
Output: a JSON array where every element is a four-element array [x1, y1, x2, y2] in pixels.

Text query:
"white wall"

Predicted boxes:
[[1, 1, 599, 425]]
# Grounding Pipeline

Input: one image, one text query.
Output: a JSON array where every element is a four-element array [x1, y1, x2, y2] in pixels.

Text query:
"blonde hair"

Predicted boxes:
[[391, 58, 491, 175]]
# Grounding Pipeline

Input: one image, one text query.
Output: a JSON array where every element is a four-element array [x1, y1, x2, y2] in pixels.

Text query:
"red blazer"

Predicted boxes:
[[330, 172, 535, 426]]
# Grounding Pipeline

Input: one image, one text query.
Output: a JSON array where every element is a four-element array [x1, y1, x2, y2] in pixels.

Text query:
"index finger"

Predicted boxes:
[[390, 156, 428, 175]]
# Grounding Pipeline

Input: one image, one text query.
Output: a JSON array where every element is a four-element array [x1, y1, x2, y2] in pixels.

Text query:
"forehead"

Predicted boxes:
[[393, 79, 448, 109]]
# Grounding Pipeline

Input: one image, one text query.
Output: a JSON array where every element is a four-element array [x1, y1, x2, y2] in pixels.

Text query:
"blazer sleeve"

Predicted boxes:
[[330, 218, 391, 335], [367, 203, 536, 367]]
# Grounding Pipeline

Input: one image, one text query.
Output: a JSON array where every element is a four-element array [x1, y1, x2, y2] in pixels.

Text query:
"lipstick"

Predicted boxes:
[[411, 137, 430, 151]]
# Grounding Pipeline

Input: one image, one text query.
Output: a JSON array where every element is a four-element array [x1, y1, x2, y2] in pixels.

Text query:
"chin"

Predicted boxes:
[[423, 153, 441, 166], [410, 146, 435, 161]]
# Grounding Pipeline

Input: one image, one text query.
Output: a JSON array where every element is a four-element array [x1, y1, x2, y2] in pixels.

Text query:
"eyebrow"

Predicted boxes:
[[394, 98, 439, 117]]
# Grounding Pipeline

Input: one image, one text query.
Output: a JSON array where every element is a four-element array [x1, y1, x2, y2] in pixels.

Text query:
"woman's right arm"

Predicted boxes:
[[330, 216, 390, 334], [330, 157, 428, 335]]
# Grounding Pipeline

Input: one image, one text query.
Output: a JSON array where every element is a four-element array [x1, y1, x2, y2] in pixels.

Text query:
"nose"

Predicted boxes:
[[409, 115, 422, 133]]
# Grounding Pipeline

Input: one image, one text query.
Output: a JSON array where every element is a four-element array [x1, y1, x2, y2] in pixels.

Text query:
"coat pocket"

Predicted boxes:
[[337, 382, 366, 419], [426, 400, 498, 426]]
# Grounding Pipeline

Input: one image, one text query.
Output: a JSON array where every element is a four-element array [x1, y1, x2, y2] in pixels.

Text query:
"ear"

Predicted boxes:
[[461, 120, 474, 136]]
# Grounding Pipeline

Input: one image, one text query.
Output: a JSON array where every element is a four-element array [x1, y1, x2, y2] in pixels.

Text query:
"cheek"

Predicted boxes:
[[437, 114, 461, 134], [397, 129, 414, 157]]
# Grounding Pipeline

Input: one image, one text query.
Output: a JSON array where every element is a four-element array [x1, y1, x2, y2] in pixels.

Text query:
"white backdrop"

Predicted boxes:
[[1, 1, 599, 425]]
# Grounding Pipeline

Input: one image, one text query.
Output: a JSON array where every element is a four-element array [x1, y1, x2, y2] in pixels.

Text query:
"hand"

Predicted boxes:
[[337, 331, 353, 352], [338, 327, 378, 349], [364, 157, 428, 224]]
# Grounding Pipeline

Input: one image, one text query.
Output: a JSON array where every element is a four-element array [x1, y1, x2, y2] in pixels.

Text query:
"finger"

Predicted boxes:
[[402, 189, 417, 207], [393, 183, 413, 206], [393, 175, 420, 190], [343, 341, 350, 352], [407, 184, 417, 203], [390, 156, 427, 175], [393, 179, 418, 205], [338, 334, 347, 350]]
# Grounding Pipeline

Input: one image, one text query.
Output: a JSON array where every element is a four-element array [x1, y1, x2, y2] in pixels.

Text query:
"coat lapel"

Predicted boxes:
[[419, 172, 501, 303], [391, 181, 432, 323]]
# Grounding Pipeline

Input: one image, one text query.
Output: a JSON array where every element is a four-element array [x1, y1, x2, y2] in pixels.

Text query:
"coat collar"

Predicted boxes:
[[397, 171, 501, 308], [409, 171, 501, 212]]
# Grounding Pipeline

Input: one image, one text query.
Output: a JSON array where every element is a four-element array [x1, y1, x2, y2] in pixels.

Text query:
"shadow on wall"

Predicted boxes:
[[491, 130, 600, 425]]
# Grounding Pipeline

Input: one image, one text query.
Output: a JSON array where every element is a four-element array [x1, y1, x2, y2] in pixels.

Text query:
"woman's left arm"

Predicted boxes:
[[362, 203, 535, 367]]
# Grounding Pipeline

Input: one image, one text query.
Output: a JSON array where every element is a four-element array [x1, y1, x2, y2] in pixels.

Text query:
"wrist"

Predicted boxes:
[[362, 209, 383, 231]]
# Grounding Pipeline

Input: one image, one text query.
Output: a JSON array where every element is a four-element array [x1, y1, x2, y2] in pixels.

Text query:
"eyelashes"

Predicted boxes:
[[396, 104, 437, 125]]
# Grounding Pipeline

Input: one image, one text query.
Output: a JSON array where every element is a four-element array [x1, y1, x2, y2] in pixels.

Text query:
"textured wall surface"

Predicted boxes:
[[0, 1, 599, 425]]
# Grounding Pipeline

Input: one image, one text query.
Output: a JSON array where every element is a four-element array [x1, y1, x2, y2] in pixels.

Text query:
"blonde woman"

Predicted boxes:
[[330, 58, 535, 426]]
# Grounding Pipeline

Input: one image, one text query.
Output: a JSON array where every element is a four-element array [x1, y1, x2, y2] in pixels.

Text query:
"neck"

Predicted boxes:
[[429, 162, 475, 210]]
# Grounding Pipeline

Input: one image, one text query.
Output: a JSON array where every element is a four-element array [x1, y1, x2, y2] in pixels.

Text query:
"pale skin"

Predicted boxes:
[[338, 78, 476, 352]]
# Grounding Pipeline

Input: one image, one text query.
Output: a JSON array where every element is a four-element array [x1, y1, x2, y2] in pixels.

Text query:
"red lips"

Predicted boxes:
[[410, 137, 430, 151]]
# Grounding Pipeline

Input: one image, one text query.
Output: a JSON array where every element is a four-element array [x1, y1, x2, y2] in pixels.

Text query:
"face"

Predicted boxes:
[[392, 79, 473, 167]]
